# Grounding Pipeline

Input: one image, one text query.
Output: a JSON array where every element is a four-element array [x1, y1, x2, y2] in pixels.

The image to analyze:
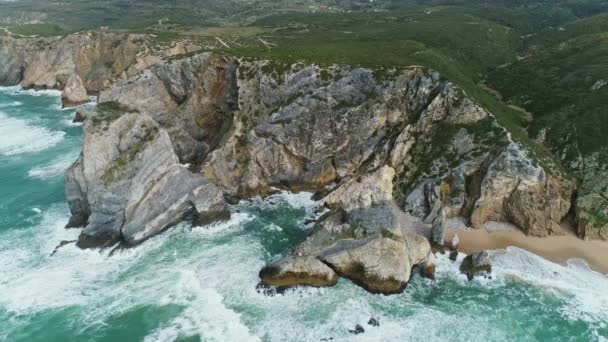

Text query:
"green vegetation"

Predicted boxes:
[[486, 28, 608, 168], [92, 101, 139, 129], [101, 125, 159, 185], [587, 208, 608, 228], [2, 0, 606, 189]]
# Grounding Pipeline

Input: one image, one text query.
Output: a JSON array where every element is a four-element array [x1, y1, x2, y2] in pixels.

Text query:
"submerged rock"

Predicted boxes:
[[72, 110, 87, 123], [460, 250, 492, 281], [367, 317, 380, 327], [348, 324, 365, 335], [449, 250, 459, 262]]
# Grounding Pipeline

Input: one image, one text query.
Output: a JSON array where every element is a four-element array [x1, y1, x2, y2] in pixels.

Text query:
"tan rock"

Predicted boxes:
[[320, 234, 430, 294], [323, 166, 395, 212], [259, 256, 338, 288], [506, 178, 573, 237], [62, 73, 89, 108]]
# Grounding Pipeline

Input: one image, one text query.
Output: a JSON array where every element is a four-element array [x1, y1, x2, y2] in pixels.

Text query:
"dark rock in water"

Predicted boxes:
[[420, 253, 436, 280], [255, 282, 289, 297], [192, 208, 230, 227], [72, 110, 86, 123], [50, 240, 77, 256], [259, 256, 338, 288], [65, 213, 88, 228], [449, 249, 459, 262], [348, 324, 365, 335], [303, 217, 316, 225], [76, 231, 122, 249], [367, 317, 380, 327], [460, 250, 492, 281]]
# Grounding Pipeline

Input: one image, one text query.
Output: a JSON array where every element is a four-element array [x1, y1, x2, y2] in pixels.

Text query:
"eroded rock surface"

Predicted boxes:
[[66, 106, 229, 247]]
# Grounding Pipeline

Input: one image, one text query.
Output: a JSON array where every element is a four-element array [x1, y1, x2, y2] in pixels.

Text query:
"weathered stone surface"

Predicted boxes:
[[258, 211, 349, 288], [460, 250, 492, 281], [191, 183, 231, 226], [323, 166, 395, 212], [320, 234, 431, 294], [99, 53, 238, 165], [61, 73, 89, 108], [259, 256, 338, 288], [471, 143, 573, 236], [66, 107, 229, 247], [73, 110, 87, 123], [506, 177, 573, 237], [0, 33, 143, 92], [431, 208, 447, 246]]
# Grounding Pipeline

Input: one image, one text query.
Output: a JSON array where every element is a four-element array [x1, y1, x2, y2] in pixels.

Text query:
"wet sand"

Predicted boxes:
[[446, 228, 608, 275]]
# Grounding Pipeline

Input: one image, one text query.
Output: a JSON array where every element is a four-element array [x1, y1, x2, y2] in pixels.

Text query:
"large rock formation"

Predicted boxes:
[[471, 144, 574, 237], [66, 104, 230, 247], [0, 32, 202, 97], [2, 30, 598, 297], [259, 166, 433, 294], [62, 74, 89, 107]]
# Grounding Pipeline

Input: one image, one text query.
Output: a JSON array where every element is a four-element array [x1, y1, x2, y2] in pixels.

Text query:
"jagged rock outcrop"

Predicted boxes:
[[460, 250, 492, 281], [320, 234, 431, 294], [0, 32, 203, 97], [0, 32, 575, 295], [471, 144, 573, 237], [0, 32, 143, 92], [65, 104, 230, 247], [99, 53, 239, 165], [259, 165, 433, 294], [62, 74, 89, 107]]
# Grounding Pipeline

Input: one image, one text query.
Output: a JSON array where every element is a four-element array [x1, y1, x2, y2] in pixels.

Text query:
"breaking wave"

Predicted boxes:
[[0, 111, 64, 156]]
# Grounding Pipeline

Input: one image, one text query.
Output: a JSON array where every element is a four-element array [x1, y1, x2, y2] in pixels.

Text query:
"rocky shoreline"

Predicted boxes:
[[1, 32, 606, 294]]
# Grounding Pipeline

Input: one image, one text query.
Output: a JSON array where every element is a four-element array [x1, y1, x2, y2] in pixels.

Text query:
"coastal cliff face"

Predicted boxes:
[[0, 32, 200, 106], [0, 32, 600, 293]]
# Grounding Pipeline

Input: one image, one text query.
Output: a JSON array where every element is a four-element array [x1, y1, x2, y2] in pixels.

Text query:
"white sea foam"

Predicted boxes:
[[146, 271, 260, 342], [2, 191, 607, 341], [0, 111, 64, 156], [28, 153, 79, 179], [490, 247, 608, 325], [0, 101, 22, 108], [246, 190, 319, 211], [0, 86, 61, 97]]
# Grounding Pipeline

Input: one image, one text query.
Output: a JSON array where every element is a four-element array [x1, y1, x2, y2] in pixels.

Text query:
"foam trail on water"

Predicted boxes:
[[146, 271, 260, 342], [490, 247, 608, 325], [0, 101, 22, 108], [0, 111, 64, 156], [0, 86, 62, 97], [28, 152, 79, 179]]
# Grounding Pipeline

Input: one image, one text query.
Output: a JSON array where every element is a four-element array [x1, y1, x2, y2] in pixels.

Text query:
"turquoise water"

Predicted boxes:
[[0, 87, 607, 342]]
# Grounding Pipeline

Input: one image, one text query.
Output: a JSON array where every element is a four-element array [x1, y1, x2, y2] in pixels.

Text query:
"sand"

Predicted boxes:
[[446, 228, 608, 275]]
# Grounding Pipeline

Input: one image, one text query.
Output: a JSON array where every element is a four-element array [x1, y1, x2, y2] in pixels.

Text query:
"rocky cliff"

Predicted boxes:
[[0, 32, 596, 293]]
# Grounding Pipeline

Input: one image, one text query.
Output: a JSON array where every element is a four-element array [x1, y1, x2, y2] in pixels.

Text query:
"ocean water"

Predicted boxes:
[[0, 87, 607, 342]]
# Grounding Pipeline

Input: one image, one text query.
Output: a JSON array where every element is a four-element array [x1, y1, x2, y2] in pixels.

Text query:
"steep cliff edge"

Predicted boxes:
[[0, 32, 200, 107], [0, 32, 594, 293]]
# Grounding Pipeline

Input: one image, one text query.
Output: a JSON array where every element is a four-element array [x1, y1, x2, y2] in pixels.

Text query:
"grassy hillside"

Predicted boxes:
[[486, 29, 608, 170], [2, 0, 606, 179]]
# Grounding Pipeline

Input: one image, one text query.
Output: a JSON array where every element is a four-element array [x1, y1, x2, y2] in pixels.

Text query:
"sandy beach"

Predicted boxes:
[[446, 228, 608, 275]]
